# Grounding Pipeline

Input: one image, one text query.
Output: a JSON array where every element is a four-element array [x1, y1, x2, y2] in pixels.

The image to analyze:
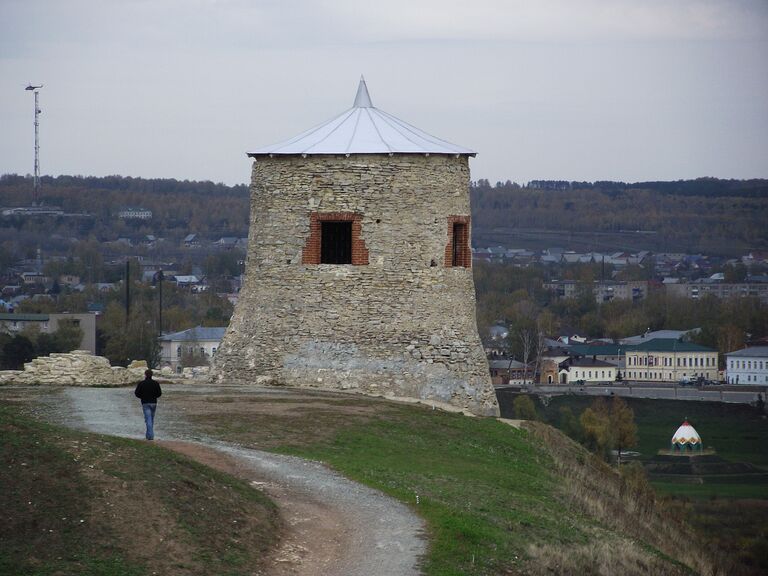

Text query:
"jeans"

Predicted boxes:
[[142, 403, 157, 440]]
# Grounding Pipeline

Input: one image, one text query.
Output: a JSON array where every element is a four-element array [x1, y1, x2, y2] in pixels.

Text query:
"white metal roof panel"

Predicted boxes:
[[248, 78, 475, 157]]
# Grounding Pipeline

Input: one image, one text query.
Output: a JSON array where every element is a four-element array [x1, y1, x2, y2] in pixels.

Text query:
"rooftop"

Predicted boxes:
[[569, 343, 623, 356], [620, 329, 698, 345], [725, 346, 768, 358], [248, 77, 475, 157], [560, 357, 617, 368], [159, 326, 226, 342], [0, 313, 49, 321], [629, 338, 715, 353]]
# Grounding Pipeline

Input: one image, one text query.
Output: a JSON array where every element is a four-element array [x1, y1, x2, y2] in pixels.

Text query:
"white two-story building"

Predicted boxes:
[[725, 346, 768, 386], [159, 326, 226, 373]]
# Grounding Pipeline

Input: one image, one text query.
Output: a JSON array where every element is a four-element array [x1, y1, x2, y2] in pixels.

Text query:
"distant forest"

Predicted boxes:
[[0, 174, 249, 242], [471, 178, 768, 256], [1, 174, 766, 255]]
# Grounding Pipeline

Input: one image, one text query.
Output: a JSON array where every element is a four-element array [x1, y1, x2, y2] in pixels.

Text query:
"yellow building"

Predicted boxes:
[[625, 338, 718, 383]]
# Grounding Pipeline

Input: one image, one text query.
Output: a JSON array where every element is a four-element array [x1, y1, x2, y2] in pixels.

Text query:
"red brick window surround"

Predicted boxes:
[[445, 215, 471, 268], [302, 212, 369, 265]]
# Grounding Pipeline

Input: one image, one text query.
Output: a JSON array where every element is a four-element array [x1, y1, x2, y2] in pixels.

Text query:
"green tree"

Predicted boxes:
[[512, 394, 538, 420], [558, 406, 582, 440], [579, 397, 637, 463], [53, 319, 83, 352], [2, 335, 35, 370], [723, 262, 747, 283]]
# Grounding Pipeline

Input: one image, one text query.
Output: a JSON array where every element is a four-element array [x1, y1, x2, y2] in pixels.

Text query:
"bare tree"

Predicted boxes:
[[518, 327, 536, 384]]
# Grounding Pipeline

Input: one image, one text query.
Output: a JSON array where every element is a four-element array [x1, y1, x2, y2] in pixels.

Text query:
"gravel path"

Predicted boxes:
[[23, 385, 427, 576]]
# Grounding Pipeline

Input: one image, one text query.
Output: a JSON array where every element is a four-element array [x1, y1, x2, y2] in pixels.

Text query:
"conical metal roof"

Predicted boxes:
[[248, 77, 476, 157]]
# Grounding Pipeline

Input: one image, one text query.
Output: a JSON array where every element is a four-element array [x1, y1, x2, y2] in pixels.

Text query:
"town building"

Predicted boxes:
[[0, 312, 97, 353], [117, 206, 152, 220], [665, 280, 768, 303], [567, 342, 624, 367], [1, 206, 64, 217], [544, 280, 648, 303], [625, 339, 718, 383], [118, 207, 152, 220], [539, 347, 572, 384], [159, 326, 226, 373], [488, 359, 530, 385], [213, 78, 497, 416], [557, 356, 618, 384], [620, 329, 699, 346], [725, 346, 768, 385]]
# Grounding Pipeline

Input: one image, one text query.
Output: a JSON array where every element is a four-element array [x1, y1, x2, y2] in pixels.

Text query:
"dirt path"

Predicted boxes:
[[10, 385, 426, 576]]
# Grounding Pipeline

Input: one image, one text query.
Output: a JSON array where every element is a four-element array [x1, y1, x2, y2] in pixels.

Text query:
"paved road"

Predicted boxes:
[[9, 385, 426, 576]]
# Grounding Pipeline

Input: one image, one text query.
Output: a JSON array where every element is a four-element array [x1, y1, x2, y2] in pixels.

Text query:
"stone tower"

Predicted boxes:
[[213, 78, 498, 416]]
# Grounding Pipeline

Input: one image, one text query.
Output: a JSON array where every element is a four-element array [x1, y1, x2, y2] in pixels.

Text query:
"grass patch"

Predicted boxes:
[[282, 408, 577, 575], [498, 392, 768, 575], [187, 391, 713, 575], [652, 480, 768, 500], [499, 394, 768, 467], [0, 400, 279, 576]]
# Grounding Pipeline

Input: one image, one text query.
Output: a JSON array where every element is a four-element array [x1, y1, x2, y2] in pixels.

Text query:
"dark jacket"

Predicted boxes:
[[135, 377, 162, 404]]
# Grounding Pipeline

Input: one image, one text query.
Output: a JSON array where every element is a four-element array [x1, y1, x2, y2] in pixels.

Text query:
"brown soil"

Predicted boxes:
[[166, 389, 404, 450]]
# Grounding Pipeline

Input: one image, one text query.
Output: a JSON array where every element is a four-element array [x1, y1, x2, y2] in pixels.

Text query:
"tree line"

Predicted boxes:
[[0, 320, 82, 370], [0, 174, 250, 243], [471, 179, 768, 255]]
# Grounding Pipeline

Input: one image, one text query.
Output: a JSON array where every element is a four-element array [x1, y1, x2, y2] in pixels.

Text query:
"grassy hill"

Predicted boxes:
[[2, 387, 739, 575], [179, 389, 718, 575], [496, 392, 768, 575], [0, 400, 278, 576]]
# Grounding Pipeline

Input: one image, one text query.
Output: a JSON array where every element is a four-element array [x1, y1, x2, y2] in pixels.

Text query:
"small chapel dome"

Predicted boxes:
[[671, 420, 702, 451]]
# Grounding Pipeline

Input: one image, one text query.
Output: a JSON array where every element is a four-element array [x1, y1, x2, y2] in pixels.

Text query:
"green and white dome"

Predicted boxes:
[[671, 421, 702, 450]]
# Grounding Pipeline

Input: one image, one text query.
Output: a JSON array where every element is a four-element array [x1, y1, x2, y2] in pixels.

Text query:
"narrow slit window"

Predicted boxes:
[[452, 222, 467, 267], [321, 221, 352, 264]]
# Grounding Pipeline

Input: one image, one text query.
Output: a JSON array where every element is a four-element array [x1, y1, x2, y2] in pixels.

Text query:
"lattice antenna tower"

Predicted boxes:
[[25, 84, 43, 204]]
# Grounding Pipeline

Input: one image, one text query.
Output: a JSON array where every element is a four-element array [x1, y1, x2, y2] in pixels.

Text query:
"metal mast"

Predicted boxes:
[[25, 84, 43, 204]]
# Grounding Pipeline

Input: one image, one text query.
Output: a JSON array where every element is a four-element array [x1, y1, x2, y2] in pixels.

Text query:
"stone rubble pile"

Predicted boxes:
[[0, 350, 146, 386]]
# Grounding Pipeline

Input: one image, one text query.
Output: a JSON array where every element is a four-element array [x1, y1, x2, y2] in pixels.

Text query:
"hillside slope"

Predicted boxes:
[[0, 399, 279, 576], [172, 387, 718, 575], [1, 385, 723, 575]]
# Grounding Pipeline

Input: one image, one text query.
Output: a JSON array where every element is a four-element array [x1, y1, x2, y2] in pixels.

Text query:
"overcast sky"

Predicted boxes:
[[1, 0, 767, 186]]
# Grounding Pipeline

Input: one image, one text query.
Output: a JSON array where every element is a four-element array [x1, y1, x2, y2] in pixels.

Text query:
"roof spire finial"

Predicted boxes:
[[353, 75, 373, 108]]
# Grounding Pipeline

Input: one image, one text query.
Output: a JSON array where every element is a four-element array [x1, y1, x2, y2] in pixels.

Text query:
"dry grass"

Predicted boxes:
[[528, 539, 690, 576], [523, 421, 720, 575], [0, 400, 280, 576]]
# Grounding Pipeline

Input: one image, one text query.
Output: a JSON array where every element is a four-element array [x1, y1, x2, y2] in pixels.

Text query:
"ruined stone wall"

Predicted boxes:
[[213, 154, 498, 416], [0, 350, 145, 386]]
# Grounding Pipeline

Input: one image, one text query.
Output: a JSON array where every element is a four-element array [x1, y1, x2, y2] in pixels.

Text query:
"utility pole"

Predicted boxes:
[[25, 84, 43, 204], [153, 269, 164, 336], [125, 260, 131, 323]]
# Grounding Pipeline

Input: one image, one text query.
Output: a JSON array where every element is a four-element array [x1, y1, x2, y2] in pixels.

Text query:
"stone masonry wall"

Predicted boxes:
[[213, 154, 498, 416], [0, 350, 146, 386]]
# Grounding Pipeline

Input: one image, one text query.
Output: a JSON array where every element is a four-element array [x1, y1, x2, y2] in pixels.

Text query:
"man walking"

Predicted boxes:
[[135, 369, 162, 440]]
